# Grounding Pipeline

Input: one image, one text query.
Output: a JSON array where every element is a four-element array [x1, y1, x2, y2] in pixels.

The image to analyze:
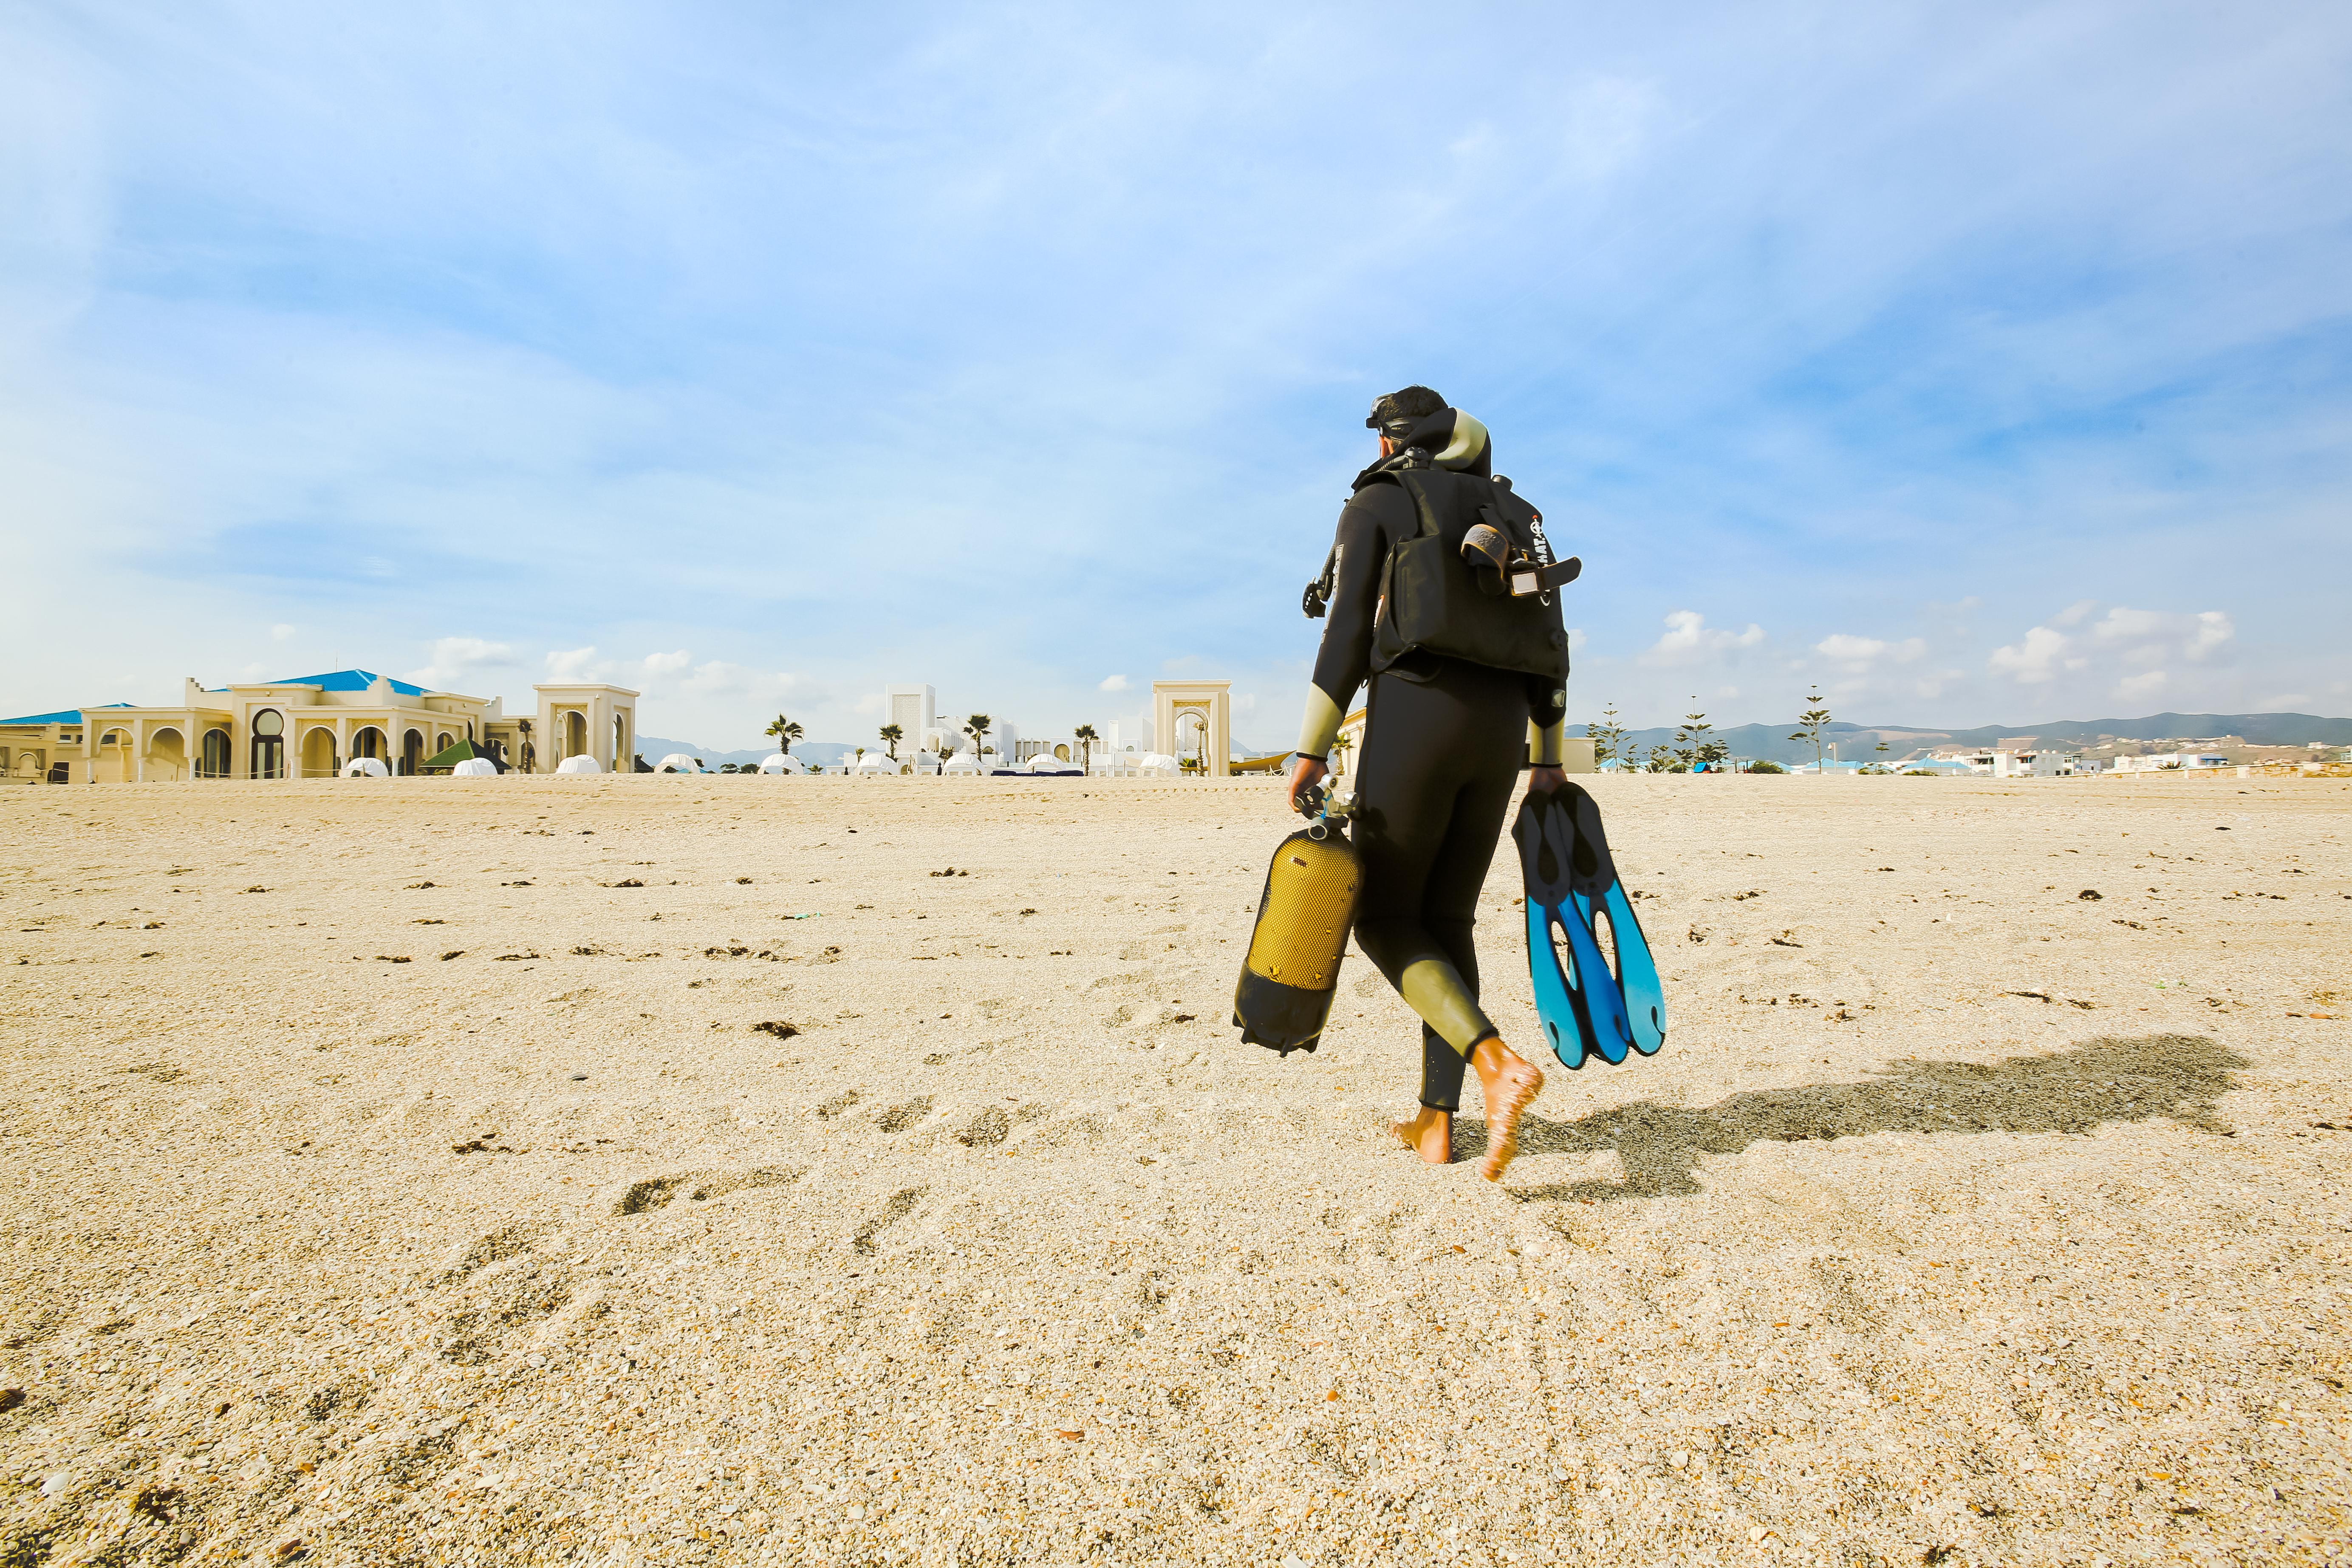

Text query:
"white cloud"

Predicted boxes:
[[1988, 625, 2071, 684], [1993, 604, 2234, 689], [407, 636, 521, 692], [1913, 669, 1965, 700], [1099, 674, 1131, 692], [1639, 611, 1764, 669], [541, 646, 812, 706], [545, 646, 601, 681], [1815, 633, 1925, 666], [270, 623, 296, 641], [2051, 599, 2098, 628]]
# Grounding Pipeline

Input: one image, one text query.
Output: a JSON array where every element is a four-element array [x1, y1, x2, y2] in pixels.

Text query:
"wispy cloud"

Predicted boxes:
[[1638, 611, 1765, 669], [1987, 603, 2237, 707]]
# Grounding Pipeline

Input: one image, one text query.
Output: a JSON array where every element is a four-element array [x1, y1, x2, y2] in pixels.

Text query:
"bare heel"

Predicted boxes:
[[1473, 1041, 1542, 1182]]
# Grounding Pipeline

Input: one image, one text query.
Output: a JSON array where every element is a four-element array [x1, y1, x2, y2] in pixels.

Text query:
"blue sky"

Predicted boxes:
[[3, 2, 2347, 748]]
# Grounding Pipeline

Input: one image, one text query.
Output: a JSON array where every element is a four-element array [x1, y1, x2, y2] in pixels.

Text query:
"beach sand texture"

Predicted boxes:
[[2, 773, 2347, 1566]]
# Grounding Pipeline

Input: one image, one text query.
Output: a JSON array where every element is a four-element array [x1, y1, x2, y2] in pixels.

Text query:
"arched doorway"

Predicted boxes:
[[566, 711, 588, 763], [251, 709, 286, 779], [1053, 742, 1071, 762], [95, 729, 130, 784], [401, 728, 424, 776], [353, 726, 385, 763], [301, 727, 338, 780], [435, 731, 453, 754], [613, 713, 627, 768], [1175, 710, 1208, 774], [146, 727, 186, 782], [201, 729, 230, 778]]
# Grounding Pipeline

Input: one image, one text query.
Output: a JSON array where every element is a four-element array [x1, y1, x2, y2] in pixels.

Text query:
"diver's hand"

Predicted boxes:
[[1287, 754, 1329, 814], [1527, 765, 1567, 796]]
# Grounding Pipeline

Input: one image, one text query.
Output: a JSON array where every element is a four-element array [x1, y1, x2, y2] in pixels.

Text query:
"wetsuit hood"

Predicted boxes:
[[1352, 408, 1492, 490]]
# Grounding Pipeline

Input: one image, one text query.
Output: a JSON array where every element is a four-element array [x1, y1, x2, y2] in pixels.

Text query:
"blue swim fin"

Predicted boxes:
[[1559, 782, 1667, 1057], [1512, 791, 1635, 1069]]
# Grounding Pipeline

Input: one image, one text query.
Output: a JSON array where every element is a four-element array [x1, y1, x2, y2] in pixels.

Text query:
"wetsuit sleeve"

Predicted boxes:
[[1295, 494, 1395, 757]]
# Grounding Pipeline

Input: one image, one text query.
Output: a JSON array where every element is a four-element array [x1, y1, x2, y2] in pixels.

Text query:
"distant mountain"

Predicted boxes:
[[1594, 711, 2351, 767]]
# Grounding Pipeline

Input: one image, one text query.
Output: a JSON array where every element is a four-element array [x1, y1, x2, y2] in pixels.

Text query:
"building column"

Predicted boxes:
[[134, 719, 147, 785]]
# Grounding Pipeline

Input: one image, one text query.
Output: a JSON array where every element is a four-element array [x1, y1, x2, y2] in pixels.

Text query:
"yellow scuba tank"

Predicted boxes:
[[1232, 784, 1361, 1054]]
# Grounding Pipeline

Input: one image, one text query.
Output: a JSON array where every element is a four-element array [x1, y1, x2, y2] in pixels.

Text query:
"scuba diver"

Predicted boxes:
[[1286, 385, 1570, 1180]]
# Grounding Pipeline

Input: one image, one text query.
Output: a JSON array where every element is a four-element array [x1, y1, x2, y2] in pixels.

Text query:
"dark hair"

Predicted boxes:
[[1366, 385, 1447, 429]]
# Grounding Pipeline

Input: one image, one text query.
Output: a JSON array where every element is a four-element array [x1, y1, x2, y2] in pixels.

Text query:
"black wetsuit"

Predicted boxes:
[[1305, 456, 1567, 1110]]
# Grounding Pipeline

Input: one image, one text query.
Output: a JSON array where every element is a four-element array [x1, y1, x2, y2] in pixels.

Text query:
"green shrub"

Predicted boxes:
[[1744, 760, 1786, 774]]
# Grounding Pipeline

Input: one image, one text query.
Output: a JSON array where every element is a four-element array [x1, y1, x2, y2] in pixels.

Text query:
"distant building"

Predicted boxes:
[[1920, 747, 2078, 777], [2, 670, 635, 783], [885, 684, 936, 754], [2098, 751, 2231, 774]]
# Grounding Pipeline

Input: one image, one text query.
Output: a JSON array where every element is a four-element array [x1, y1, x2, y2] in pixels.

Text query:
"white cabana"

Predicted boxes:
[[558, 754, 604, 774], [1021, 752, 1080, 774], [654, 754, 706, 774], [855, 752, 902, 774], [452, 757, 499, 777], [342, 757, 389, 778], [1135, 752, 1182, 777], [758, 753, 804, 774], [940, 751, 981, 774]]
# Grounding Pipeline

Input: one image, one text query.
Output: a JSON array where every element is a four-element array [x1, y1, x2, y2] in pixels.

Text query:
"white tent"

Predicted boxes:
[[452, 757, 499, 777], [758, 753, 804, 774], [558, 754, 604, 775], [654, 754, 703, 774], [1135, 752, 1181, 777], [940, 752, 981, 774], [1021, 752, 1080, 774], [342, 757, 389, 778], [854, 752, 901, 774]]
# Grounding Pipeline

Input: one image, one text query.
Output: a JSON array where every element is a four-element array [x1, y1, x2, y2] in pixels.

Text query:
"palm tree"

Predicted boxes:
[[1789, 687, 1831, 773], [964, 714, 991, 762], [879, 723, 903, 760], [1330, 730, 1356, 776], [765, 713, 803, 755], [1073, 723, 1098, 772]]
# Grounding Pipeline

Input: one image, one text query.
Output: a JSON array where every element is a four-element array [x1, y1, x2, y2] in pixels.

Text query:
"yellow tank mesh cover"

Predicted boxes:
[[1244, 834, 1360, 990]]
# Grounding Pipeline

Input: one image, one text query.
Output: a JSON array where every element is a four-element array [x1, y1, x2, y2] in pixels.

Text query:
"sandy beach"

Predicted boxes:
[[1, 771, 2346, 1566]]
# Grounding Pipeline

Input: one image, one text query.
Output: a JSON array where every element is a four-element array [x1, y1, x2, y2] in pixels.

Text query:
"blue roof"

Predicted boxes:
[[0, 703, 131, 727], [256, 669, 431, 696]]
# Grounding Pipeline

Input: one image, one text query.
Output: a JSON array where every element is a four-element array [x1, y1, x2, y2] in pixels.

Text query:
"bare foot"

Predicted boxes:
[[1470, 1036, 1543, 1182], [1389, 1107, 1451, 1164]]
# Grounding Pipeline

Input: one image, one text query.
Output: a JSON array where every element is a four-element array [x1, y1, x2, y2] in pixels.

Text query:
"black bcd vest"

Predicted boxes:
[[1368, 469, 1572, 681]]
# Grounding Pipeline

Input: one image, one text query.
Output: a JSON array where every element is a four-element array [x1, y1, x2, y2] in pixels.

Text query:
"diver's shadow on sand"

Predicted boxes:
[[1483, 1033, 2245, 1206]]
